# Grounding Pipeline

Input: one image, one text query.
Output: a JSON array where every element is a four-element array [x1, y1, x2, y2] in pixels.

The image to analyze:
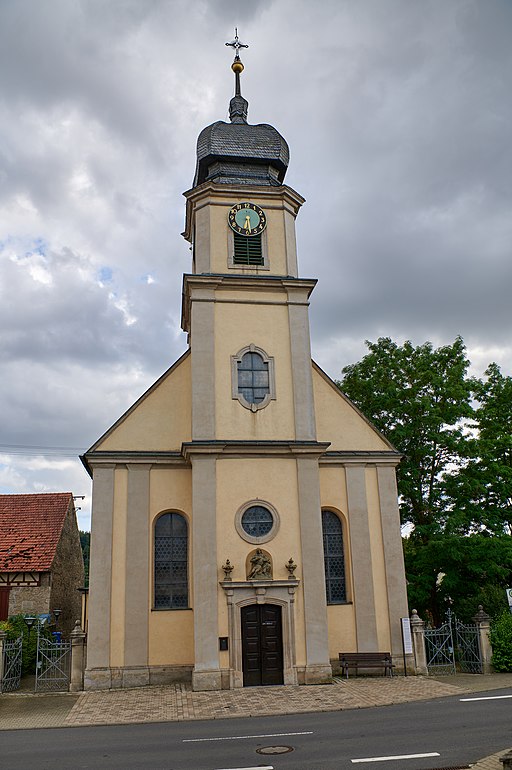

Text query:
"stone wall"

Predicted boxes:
[[50, 501, 85, 635], [8, 573, 51, 616]]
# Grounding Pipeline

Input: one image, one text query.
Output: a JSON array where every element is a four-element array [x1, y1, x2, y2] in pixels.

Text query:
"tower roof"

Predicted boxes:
[[193, 34, 289, 188]]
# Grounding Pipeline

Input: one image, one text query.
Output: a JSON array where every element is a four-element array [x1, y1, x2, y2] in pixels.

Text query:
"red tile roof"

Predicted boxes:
[[0, 493, 73, 572]]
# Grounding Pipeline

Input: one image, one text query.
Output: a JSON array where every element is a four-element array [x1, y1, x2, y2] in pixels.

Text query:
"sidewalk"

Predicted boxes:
[[1, 672, 512, 766]]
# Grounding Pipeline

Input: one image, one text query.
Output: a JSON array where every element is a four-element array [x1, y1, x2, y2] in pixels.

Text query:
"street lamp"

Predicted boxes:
[[23, 616, 36, 639]]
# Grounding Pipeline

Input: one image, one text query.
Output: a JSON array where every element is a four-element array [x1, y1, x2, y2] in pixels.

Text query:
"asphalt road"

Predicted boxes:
[[1, 688, 511, 770]]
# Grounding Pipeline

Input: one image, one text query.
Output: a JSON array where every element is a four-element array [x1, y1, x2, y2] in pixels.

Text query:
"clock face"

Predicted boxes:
[[228, 202, 267, 237]]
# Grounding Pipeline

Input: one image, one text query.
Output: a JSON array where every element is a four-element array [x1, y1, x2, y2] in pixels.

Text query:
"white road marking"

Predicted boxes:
[[351, 752, 440, 763], [183, 730, 313, 743], [460, 694, 512, 702]]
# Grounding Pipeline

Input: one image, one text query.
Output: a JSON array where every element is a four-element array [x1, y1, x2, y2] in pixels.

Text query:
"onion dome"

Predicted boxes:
[[193, 45, 289, 188]]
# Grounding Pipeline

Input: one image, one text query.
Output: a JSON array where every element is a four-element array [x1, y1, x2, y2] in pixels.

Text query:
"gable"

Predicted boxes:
[[90, 350, 191, 452], [312, 361, 395, 452]]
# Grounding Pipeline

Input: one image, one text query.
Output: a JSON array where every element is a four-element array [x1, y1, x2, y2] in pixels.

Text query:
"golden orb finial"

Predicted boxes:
[[231, 59, 244, 74]]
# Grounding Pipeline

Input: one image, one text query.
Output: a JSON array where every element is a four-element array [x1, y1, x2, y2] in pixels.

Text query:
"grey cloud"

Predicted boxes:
[[1, 0, 511, 527]]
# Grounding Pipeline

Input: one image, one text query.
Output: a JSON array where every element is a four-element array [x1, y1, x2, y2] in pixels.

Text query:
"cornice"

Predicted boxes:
[[80, 440, 335, 478], [181, 273, 317, 332], [80, 451, 188, 478], [182, 273, 317, 291], [181, 440, 330, 460], [182, 181, 305, 242], [320, 450, 402, 467], [220, 580, 300, 590]]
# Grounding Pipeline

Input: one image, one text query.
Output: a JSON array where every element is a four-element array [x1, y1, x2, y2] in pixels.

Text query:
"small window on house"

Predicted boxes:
[[154, 512, 188, 609], [322, 510, 347, 604], [231, 345, 276, 411], [233, 233, 264, 265]]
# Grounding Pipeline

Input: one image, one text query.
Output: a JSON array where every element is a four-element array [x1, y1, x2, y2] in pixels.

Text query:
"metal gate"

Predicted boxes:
[[425, 621, 456, 675], [0, 636, 22, 693], [35, 635, 71, 692], [425, 612, 482, 675], [454, 617, 482, 673]]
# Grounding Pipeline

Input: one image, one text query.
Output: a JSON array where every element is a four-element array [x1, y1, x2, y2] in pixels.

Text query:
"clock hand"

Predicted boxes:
[[244, 214, 251, 231]]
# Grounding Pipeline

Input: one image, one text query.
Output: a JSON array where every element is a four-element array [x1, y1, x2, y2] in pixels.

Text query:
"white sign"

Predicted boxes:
[[401, 617, 413, 655], [506, 587, 512, 608]]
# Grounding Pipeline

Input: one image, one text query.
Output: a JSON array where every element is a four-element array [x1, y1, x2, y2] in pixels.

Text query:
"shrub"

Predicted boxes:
[[490, 611, 512, 672], [5, 614, 52, 676]]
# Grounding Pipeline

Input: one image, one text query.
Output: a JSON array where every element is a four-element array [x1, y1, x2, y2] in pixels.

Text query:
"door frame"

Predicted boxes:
[[220, 579, 299, 688]]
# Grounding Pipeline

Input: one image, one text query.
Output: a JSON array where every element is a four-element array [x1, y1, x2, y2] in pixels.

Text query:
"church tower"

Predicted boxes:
[[83, 35, 410, 691]]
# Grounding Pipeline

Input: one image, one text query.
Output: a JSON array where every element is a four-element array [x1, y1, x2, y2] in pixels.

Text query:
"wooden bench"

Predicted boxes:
[[339, 652, 394, 678]]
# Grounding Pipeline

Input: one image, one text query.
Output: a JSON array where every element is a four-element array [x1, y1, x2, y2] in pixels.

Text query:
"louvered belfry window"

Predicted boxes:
[[322, 510, 347, 604], [154, 512, 188, 609], [233, 232, 264, 265], [237, 351, 270, 405]]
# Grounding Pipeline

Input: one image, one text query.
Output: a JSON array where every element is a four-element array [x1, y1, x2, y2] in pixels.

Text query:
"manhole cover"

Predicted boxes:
[[256, 745, 294, 755]]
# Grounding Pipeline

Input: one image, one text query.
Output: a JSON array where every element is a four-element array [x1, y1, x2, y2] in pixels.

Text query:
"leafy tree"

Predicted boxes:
[[338, 337, 512, 623], [339, 336, 474, 539], [448, 363, 512, 536], [490, 611, 512, 672], [404, 534, 512, 622], [79, 530, 90, 587]]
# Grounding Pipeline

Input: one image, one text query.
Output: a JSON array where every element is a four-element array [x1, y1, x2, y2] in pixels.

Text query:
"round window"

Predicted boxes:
[[235, 500, 280, 544], [241, 505, 273, 538]]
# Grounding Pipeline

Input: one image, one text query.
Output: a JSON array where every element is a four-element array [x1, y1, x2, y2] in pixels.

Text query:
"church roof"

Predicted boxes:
[[193, 49, 289, 188], [0, 492, 73, 572]]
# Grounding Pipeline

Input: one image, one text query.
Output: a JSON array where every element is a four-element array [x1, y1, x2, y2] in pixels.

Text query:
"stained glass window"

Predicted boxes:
[[154, 513, 188, 609], [322, 510, 347, 604]]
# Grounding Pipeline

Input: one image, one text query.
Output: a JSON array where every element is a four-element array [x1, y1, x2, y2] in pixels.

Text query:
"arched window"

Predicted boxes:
[[238, 351, 269, 404], [322, 510, 347, 604], [231, 345, 276, 411], [154, 513, 188, 609]]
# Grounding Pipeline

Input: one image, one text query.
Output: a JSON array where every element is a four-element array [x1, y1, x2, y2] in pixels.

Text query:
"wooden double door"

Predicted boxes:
[[241, 603, 284, 686]]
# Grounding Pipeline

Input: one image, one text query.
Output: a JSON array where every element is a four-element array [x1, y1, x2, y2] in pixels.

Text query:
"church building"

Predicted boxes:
[[82, 38, 410, 691]]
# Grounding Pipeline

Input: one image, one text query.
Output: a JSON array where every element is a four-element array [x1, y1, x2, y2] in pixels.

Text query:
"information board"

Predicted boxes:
[[401, 616, 413, 654]]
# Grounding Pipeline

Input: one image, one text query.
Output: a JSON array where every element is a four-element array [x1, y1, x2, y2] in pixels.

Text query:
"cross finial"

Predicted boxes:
[[225, 28, 248, 60]]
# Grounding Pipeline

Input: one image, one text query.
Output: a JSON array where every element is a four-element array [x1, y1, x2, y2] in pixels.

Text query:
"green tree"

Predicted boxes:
[[448, 363, 512, 537], [79, 531, 90, 587], [339, 337, 474, 539], [404, 534, 511, 622], [490, 611, 512, 672], [337, 337, 512, 623]]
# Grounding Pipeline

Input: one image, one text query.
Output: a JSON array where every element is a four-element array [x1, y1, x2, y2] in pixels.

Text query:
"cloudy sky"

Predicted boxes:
[[1, 0, 511, 529]]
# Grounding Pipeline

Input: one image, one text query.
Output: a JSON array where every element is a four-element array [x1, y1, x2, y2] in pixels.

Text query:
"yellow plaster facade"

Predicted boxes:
[[83, 63, 411, 692]]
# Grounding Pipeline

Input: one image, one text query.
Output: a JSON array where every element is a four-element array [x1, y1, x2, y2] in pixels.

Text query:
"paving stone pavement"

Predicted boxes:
[[1, 673, 511, 766]]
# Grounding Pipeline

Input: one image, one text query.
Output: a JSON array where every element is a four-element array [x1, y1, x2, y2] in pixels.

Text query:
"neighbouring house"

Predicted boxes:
[[0, 492, 84, 634]]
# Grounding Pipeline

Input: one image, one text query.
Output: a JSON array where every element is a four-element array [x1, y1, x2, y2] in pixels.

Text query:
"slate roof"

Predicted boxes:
[[0, 492, 72, 572], [194, 120, 289, 188], [193, 74, 289, 188]]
